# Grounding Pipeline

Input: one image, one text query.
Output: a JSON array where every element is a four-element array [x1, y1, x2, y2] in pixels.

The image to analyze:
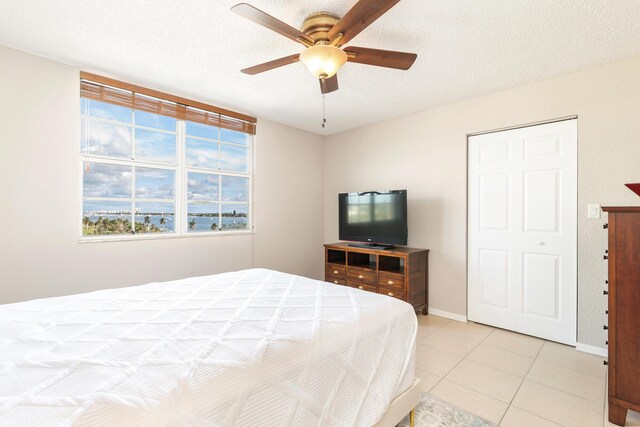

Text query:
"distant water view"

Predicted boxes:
[[84, 213, 247, 233]]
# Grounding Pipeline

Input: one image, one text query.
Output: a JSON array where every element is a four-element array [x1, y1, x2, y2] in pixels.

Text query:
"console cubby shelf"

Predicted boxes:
[[347, 252, 377, 270], [324, 242, 429, 315], [327, 249, 346, 265], [379, 255, 404, 274]]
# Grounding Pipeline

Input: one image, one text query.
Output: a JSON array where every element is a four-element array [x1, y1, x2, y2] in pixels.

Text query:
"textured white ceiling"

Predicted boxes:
[[1, 0, 640, 135]]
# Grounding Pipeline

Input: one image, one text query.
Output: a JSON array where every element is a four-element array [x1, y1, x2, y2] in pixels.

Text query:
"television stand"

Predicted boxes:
[[324, 242, 429, 315], [348, 242, 395, 250]]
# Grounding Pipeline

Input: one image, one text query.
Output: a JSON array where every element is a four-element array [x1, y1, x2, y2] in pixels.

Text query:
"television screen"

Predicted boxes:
[[338, 190, 408, 246]]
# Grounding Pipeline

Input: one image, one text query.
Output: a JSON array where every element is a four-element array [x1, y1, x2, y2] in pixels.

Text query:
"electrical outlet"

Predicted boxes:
[[588, 204, 601, 219]]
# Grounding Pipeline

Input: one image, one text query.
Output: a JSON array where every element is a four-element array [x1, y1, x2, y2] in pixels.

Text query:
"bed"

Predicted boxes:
[[0, 268, 419, 426]]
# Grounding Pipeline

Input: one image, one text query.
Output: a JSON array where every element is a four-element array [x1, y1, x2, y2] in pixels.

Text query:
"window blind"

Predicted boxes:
[[80, 72, 256, 135]]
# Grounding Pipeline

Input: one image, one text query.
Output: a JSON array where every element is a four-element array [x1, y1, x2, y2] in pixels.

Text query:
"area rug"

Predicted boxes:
[[397, 393, 498, 427]]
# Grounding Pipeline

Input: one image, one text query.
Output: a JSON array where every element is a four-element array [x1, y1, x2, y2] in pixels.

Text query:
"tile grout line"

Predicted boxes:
[[415, 317, 454, 385], [429, 373, 511, 424], [427, 327, 496, 402], [523, 377, 606, 406], [416, 323, 446, 346], [418, 320, 493, 348], [415, 318, 451, 340], [534, 358, 608, 380], [504, 406, 563, 427], [480, 335, 545, 359], [497, 337, 546, 426], [465, 348, 535, 378], [418, 331, 491, 370]]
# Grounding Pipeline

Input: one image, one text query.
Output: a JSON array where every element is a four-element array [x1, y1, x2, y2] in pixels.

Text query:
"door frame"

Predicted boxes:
[[465, 115, 579, 343]]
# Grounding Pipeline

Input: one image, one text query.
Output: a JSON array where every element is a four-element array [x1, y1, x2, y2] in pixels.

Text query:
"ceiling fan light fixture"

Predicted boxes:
[[299, 44, 347, 79]]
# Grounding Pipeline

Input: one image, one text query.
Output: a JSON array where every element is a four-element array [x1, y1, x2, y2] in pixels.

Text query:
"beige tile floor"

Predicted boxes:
[[414, 315, 640, 427]]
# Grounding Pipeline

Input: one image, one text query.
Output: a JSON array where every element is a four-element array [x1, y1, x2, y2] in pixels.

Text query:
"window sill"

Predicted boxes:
[[78, 229, 255, 243]]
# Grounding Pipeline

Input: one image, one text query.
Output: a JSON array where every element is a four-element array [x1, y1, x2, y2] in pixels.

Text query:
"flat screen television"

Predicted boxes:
[[338, 190, 408, 249]]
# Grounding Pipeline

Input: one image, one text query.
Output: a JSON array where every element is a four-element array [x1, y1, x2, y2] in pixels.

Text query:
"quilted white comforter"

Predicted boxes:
[[0, 268, 417, 426]]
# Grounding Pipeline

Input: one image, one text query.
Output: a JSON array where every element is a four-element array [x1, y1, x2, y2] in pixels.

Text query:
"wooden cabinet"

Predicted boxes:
[[324, 242, 429, 314], [602, 207, 640, 426]]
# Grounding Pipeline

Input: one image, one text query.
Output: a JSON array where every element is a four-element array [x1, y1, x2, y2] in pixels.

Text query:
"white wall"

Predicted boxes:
[[0, 45, 324, 304], [253, 119, 324, 278], [324, 55, 640, 349]]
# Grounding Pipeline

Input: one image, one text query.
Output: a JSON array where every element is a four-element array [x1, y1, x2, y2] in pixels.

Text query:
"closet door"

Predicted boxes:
[[468, 120, 577, 345]]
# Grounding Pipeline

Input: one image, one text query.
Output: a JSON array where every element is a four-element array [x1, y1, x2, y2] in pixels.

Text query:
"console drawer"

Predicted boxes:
[[347, 267, 377, 284], [347, 281, 377, 293], [326, 264, 346, 279], [378, 273, 404, 290], [379, 287, 405, 301], [327, 277, 346, 286]]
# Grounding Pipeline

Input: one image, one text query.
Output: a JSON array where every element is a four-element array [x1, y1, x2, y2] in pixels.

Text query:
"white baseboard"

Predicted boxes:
[[575, 342, 608, 358], [428, 308, 468, 323]]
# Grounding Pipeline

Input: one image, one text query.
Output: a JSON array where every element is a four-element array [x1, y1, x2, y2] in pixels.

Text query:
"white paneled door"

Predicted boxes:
[[468, 120, 577, 345]]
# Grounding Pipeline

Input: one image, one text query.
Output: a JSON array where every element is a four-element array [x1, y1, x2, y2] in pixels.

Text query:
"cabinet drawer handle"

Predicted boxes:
[[388, 292, 394, 297], [387, 280, 394, 285], [358, 285, 364, 290], [358, 274, 364, 279], [333, 270, 339, 274], [333, 280, 339, 284]]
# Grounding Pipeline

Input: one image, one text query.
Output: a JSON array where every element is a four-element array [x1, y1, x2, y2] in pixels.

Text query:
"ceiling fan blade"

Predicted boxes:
[[231, 3, 314, 46], [328, 0, 401, 46], [241, 54, 300, 75], [344, 46, 417, 70], [320, 75, 339, 94]]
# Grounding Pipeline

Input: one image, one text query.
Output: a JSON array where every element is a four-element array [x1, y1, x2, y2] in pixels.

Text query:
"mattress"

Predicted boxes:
[[0, 268, 417, 426]]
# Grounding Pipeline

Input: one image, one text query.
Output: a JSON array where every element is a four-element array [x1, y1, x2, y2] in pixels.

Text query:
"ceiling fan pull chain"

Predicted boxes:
[[322, 94, 327, 128]]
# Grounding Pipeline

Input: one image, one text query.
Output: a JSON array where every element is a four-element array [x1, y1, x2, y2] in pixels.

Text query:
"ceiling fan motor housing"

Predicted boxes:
[[301, 12, 340, 43]]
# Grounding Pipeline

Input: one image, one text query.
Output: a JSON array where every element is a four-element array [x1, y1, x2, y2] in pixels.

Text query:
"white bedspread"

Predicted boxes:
[[0, 268, 417, 426]]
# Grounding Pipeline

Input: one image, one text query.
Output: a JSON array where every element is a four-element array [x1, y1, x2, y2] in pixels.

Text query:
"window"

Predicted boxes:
[[80, 73, 256, 239], [185, 123, 251, 232]]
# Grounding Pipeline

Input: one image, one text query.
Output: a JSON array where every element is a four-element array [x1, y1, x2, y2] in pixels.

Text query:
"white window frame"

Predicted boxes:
[[80, 102, 254, 242]]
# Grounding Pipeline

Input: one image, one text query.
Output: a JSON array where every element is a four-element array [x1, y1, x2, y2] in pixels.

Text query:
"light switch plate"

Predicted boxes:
[[588, 204, 601, 219]]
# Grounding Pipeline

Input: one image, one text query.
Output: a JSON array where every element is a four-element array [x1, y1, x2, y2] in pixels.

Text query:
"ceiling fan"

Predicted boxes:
[[231, 0, 417, 94]]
